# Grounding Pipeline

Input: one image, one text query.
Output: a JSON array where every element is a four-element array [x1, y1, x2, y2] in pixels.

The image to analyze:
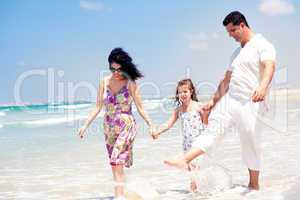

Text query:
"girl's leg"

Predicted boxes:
[[188, 163, 198, 192], [190, 180, 197, 192], [164, 148, 205, 169], [111, 164, 125, 198]]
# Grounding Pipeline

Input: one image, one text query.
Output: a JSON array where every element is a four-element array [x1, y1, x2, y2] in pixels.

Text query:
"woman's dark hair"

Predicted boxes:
[[108, 48, 143, 81], [175, 79, 198, 106], [223, 11, 250, 28]]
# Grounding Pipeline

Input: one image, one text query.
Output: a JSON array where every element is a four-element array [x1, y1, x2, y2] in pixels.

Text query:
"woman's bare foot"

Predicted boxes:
[[190, 180, 198, 192]]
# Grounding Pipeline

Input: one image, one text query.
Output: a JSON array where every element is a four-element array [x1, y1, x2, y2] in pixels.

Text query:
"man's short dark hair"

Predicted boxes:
[[223, 11, 250, 28]]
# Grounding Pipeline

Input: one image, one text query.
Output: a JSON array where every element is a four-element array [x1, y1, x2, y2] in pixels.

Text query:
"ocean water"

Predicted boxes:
[[0, 95, 300, 200]]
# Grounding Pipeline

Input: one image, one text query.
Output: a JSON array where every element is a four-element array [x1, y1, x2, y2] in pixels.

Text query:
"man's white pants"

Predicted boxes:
[[193, 94, 265, 170]]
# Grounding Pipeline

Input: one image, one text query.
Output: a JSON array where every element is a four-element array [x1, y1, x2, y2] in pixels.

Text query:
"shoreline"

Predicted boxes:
[[1, 88, 300, 107]]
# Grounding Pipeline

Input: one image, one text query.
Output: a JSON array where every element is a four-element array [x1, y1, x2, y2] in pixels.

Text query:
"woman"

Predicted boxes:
[[78, 48, 154, 200]]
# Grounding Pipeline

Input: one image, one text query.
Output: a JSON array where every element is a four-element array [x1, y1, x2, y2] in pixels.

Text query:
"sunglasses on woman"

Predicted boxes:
[[109, 66, 127, 77], [109, 66, 123, 73]]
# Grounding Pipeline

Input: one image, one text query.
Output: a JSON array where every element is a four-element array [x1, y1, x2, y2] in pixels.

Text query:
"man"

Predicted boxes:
[[165, 11, 276, 190]]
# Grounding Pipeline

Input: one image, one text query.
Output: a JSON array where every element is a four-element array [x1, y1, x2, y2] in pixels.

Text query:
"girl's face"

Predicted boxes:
[[110, 62, 125, 80], [177, 84, 192, 105]]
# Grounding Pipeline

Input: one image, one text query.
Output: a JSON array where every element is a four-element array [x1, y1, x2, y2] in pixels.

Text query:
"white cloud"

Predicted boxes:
[[80, 0, 104, 12], [184, 32, 220, 51], [258, 0, 295, 16]]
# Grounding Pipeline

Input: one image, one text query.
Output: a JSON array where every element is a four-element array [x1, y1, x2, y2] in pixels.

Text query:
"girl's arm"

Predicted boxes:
[[152, 109, 179, 139], [129, 81, 153, 126], [78, 79, 105, 138]]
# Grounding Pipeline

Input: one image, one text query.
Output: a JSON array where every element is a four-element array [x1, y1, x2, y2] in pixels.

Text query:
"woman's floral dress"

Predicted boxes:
[[103, 79, 137, 168]]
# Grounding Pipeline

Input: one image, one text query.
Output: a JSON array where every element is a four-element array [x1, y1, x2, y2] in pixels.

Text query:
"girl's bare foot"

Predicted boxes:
[[190, 180, 198, 192], [163, 157, 188, 170]]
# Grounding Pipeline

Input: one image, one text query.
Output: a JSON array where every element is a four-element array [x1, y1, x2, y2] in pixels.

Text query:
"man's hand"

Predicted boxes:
[[201, 99, 215, 116], [252, 85, 268, 102]]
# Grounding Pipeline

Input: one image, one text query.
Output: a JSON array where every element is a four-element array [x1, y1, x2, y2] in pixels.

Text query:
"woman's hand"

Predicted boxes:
[[78, 126, 87, 139], [149, 124, 157, 139]]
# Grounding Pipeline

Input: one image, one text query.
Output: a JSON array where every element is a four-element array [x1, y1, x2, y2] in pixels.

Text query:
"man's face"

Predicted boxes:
[[225, 22, 244, 42]]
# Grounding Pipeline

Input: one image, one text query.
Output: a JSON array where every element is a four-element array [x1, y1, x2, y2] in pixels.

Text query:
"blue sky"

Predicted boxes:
[[1, 0, 299, 104]]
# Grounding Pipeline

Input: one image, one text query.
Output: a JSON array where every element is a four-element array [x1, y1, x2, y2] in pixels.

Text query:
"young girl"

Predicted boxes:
[[78, 48, 154, 200], [152, 79, 208, 192]]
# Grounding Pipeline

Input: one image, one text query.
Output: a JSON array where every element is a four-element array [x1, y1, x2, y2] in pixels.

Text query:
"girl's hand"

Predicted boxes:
[[78, 126, 87, 139]]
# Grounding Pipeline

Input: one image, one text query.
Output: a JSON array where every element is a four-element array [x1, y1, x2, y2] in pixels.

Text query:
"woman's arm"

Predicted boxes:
[[78, 79, 105, 138], [129, 81, 153, 126]]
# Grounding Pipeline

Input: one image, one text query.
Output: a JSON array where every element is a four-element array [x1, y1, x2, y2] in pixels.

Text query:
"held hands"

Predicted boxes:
[[203, 99, 215, 111], [200, 99, 214, 117], [149, 124, 157, 140], [252, 85, 268, 102], [148, 124, 159, 140], [151, 131, 160, 140]]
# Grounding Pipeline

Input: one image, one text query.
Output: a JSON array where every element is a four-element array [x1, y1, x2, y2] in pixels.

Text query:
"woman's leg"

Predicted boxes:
[[111, 164, 125, 198]]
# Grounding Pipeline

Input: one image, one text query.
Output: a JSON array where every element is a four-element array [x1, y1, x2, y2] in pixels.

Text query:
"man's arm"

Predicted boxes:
[[205, 70, 232, 110], [252, 60, 275, 102]]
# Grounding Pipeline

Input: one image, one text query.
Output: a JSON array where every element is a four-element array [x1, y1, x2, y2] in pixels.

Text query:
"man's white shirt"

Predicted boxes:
[[228, 34, 276, 101]]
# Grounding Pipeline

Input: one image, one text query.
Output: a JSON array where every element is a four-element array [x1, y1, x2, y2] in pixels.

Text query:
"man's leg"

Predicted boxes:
[[248, 169, 260, 190], [239, 101, 263, 190]]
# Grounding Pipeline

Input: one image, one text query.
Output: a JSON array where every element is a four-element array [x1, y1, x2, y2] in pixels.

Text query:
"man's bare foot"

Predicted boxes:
[[124, 190, 143, 200], [248, 183, 259, 190], [164, 157, 188, 169], [190, 180, 198, 192]]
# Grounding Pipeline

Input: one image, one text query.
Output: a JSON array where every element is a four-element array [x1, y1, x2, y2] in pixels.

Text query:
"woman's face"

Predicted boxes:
[[110, 62, 125, 80], [177, 84, 192, 105]]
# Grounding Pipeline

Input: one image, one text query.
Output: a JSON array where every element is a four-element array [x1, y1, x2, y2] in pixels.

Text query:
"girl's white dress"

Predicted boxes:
[[179, 110, 205, 153]]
